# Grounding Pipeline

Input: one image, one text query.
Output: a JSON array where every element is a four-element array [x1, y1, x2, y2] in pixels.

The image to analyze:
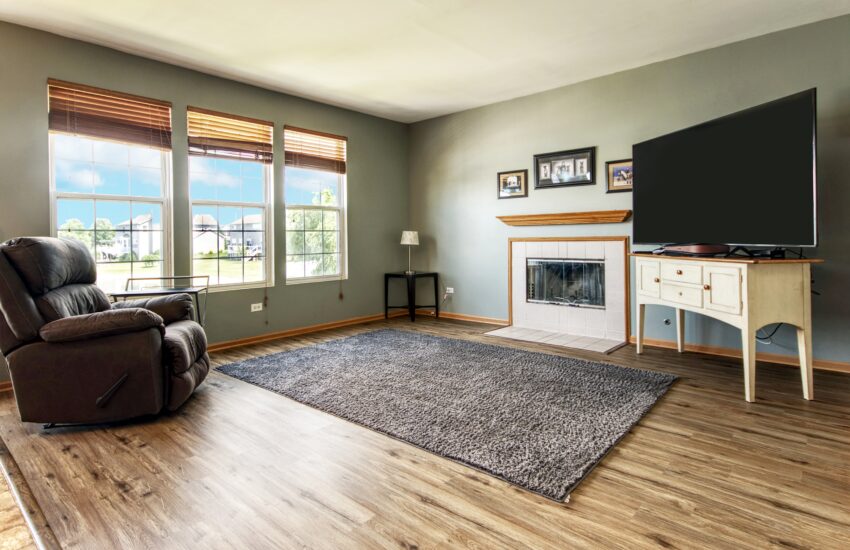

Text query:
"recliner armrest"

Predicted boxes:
[[112, 293, 194, 324], [39, 308, 164, 343]]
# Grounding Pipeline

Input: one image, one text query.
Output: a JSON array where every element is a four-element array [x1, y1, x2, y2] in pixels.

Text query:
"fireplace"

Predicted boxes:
[[526, 259, 605, 309], [503, 238, 627, 347]]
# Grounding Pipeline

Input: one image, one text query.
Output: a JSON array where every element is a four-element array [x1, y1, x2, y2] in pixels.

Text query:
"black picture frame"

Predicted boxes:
[[497, 169, 528, 199], [605, 158, 633, 193], [534, 147, 596, 189]]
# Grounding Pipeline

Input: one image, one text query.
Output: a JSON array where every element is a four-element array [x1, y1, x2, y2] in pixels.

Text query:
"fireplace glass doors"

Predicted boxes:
[[526, 258, 605, 309]]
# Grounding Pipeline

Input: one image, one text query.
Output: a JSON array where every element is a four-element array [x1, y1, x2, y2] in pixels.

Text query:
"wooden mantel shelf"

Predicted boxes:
[[496, 209, 632, 226]]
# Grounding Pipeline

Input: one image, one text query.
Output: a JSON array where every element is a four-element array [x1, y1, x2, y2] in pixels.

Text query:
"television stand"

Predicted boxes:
[[632, 254, 823, 402]]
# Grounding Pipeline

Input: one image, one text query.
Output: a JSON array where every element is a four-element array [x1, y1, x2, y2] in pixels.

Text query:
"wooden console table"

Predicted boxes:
[[632, 254, 822, 402]]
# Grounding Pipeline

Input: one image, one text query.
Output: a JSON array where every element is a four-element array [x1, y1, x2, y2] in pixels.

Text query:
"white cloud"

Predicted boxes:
[[286, 177, 322, 193], [62, 166, 103, 190], [192, 172, 240, 188], [56, 160, 103, 189]]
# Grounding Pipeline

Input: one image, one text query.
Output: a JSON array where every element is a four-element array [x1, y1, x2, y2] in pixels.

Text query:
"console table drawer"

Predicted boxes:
[[661, 282, 703, 308], [661, 262, 703, 285]]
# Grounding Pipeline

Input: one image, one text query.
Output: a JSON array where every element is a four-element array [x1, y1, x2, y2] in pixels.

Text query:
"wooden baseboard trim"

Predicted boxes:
[[0, 381, 12, 393], [207, 309, 511, 353], [630, 336, 850, 374], [415, 310, 509, 326], [208, 311, 412, 352]]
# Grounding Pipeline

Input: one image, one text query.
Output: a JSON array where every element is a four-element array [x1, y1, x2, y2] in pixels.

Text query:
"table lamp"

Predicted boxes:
[[400, 231, 419, 274]]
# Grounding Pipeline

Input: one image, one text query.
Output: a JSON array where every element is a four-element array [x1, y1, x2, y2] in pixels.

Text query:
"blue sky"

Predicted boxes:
[[284, 167, 339, 206], [55, 134, 341, 228]]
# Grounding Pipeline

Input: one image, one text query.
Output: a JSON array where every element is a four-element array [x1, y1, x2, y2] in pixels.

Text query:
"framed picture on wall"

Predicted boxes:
[[605, 158, 633, 193], [534, 147, 596, 189], [497, 169, 528, 199]]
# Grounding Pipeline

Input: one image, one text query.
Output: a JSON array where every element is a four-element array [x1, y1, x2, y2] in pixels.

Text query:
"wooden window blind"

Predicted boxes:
[[47, 79, 172, 149], [187, 107, 273, 164], [284, 126, 347, 174]]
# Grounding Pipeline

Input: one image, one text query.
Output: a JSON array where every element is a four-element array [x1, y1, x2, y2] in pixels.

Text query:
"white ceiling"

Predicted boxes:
[[2, 0, 849, 123]]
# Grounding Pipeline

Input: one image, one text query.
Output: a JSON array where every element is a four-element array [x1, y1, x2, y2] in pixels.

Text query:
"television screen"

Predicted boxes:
[[633, 89, 817, 247]]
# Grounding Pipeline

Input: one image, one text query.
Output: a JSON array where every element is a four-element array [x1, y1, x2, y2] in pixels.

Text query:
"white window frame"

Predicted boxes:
[[48, 133, 174, 287], [284, 170, 348, 285], [189, 160, 274, 292]]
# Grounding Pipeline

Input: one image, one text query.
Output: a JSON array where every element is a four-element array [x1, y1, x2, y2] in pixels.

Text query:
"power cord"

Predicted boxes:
[[263, 285, 269, 326], [756, 323, 783, 344]]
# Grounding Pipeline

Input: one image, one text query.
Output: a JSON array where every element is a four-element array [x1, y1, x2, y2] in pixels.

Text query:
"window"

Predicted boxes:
[[188, 107, 273, 288], [284, 126, 347, 282], [48, 80, 172, 293]]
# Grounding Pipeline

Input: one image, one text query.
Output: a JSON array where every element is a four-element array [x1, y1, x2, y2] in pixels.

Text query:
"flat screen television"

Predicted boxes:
[[632, 89, 817, 248]]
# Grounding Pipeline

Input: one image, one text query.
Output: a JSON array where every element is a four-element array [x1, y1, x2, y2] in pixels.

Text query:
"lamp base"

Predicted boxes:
[[404, 270, 415, 275]]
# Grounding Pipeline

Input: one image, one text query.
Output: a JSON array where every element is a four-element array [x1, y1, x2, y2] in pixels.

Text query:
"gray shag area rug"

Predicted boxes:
[[217, 329, 676, 501]]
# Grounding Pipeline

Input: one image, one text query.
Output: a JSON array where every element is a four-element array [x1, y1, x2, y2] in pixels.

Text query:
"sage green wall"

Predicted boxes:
[[409, 15, 850, 364], [2, 16, 849, 385], [0, 22, 409, 380]]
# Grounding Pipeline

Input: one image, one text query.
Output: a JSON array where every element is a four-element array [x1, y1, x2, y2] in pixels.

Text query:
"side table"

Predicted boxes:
[[384, 272, 439, 322]]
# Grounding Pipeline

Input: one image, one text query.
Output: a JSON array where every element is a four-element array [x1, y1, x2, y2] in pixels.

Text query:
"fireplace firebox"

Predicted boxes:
[[526, 258, 605, 309]]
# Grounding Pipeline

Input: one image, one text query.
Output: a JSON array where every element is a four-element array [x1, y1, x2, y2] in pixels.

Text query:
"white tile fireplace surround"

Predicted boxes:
[[487, 238, 628, 353]]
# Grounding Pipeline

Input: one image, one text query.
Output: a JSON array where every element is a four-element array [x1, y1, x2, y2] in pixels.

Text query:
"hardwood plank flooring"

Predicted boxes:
[[0, 318, 848, 549], [0, 471, 35, 550]]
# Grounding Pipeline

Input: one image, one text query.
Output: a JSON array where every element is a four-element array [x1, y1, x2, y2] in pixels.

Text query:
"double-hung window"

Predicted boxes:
[[188, 108, 273, 288], [284, 127, 347, 283], [48, 79, 172, 292]]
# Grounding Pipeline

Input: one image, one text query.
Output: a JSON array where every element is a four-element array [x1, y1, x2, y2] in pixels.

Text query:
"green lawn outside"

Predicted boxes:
[[97, 258, 264, 291]]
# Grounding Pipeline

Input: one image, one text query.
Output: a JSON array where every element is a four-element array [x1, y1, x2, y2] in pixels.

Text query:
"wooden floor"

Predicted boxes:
[[1, 317, 849, 549], [0, 468, 35, 550]]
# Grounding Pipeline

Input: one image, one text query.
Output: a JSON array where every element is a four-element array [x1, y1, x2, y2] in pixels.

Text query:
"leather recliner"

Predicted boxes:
[[0, 236, 209, 424]]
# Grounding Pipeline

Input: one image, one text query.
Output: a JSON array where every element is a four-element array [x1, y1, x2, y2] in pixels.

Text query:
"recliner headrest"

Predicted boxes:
[[2, 237, 97, 296]]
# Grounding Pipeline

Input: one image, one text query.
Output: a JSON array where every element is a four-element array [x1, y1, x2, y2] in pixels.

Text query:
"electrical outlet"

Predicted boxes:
[[445, 287, 455, 294], [251, 303, 263, 312]]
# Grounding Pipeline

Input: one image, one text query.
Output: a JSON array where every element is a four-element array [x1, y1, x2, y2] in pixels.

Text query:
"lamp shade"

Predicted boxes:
[[400, 231, 419, 246]]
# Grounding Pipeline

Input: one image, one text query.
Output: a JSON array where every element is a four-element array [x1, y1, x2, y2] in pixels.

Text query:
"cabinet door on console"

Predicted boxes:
[[636, 260, 661, 298], [704, 266, 742, 315]]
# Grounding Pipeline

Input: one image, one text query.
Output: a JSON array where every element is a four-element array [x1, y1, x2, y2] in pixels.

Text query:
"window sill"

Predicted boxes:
[[207, 281, 273, 293], [286, 275, 348, 286]]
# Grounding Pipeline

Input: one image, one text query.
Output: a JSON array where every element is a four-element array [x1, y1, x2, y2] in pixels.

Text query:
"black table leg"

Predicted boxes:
[[384, 274, 389, 319], [406, 273, 416, 322], [433, 274, 439, 318]]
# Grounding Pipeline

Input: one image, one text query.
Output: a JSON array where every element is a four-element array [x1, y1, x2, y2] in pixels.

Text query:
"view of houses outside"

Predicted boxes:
[[191, 207, 266, 285], [57, 202, 165, 291], [189, 154, 268, 286], [52, 132, 168, 292]]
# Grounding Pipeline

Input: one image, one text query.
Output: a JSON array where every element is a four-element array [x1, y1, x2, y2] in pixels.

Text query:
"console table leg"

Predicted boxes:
[[675, 308, 685, 353], [797, 326, 814, 400], [636, 303, 645, 354], [742, 329, 757, 402]]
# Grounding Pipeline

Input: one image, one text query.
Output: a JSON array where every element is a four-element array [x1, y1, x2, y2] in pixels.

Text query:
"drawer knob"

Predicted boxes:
[[653, 277, 660, 283], [676, 269, 683, 275], [678, 292, 683, 296], [703, 284, 711, 290]]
